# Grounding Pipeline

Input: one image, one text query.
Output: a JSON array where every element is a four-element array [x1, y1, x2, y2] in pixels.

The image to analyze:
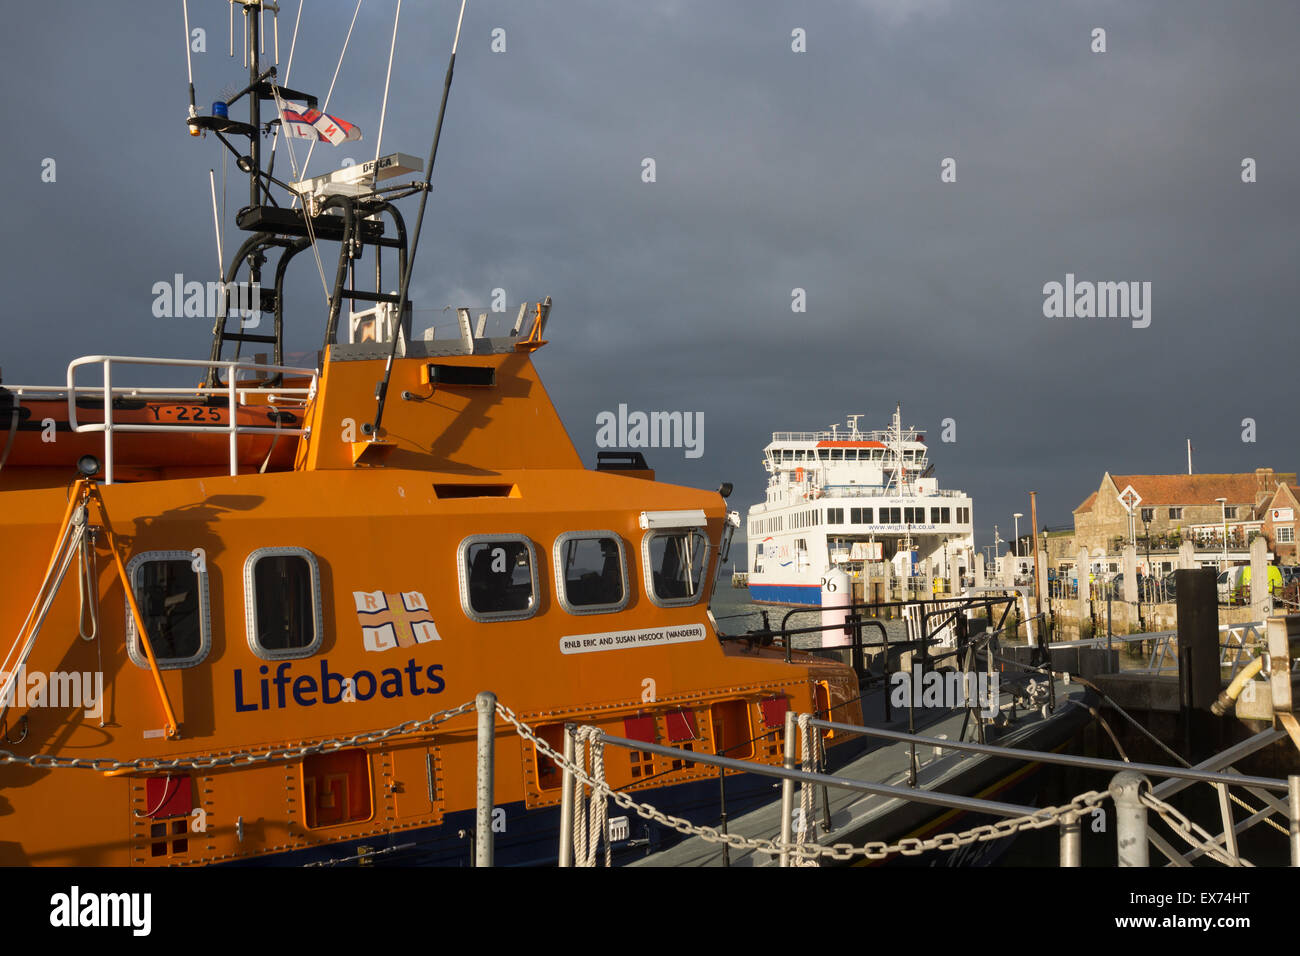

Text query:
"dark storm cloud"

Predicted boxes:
[[3, 0, 1297, 550]]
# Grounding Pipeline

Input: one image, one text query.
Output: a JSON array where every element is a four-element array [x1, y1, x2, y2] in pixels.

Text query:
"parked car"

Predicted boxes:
[[1109, 572, 1159, 601], [1217, 565, 1284, 604]]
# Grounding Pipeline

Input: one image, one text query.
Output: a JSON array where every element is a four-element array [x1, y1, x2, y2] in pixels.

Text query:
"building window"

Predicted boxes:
[[126, 551, 211, 670], [554, 532, 628, 615], [244, 548, 323, 660], [1225, 506, 1238, 519], [1168, 507, 1183, 520], [643, 529, 709, 607], [458, 535, 539, 622], [1140, 508, 1154, 523], [1279, 527, 1295, 544]]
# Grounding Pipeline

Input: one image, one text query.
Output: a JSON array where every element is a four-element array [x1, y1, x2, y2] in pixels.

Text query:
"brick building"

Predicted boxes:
[[1072, 468, 1294, 557], [1260, 483, 1300, 564]]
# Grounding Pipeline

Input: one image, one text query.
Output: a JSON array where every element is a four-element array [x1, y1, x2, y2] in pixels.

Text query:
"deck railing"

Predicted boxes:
[[52, 355, 318, 484]]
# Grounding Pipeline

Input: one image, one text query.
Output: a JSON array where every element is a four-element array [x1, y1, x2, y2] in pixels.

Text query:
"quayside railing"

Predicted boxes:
[[458, 693, 1300, 868]]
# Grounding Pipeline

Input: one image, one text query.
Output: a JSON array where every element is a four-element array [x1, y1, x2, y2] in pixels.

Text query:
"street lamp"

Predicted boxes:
[[1216, 497, 1228, 570], [1013, 512, 1023, 558]]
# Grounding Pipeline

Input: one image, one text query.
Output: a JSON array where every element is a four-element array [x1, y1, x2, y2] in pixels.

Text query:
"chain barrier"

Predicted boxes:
[[494, 700, 1110, 864], [0, 701, 476, 773], [0, 691, 1136, 866], [1139, 789, 1250, 867]]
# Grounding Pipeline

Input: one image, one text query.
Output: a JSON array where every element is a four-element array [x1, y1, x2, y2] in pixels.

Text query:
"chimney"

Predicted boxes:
[[1256, 467, 1276, 506]]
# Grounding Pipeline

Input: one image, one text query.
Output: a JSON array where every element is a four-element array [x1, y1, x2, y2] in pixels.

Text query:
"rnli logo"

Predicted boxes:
[[353, 590, 441, 652]]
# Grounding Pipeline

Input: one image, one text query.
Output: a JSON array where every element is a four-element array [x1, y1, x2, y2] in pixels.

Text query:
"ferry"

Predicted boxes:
[[0, 1, 864, 866], [745, 408, 976, 606]]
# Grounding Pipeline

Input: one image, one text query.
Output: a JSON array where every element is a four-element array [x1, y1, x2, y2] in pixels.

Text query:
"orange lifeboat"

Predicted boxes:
[[0, 393, 300, 475]]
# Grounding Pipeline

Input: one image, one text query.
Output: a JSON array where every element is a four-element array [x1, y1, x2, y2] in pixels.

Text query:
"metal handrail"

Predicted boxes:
[[64, 355, 317, 484], [807, 718, 1292, 791], [589, 731, 1037, 818]]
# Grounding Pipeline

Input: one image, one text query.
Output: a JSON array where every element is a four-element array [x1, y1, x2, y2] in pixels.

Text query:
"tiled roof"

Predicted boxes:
[[1075, 472, 1294, 513]]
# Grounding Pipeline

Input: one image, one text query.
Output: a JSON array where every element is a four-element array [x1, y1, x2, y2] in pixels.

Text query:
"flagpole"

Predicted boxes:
[[1187, 438, 1192, 475]]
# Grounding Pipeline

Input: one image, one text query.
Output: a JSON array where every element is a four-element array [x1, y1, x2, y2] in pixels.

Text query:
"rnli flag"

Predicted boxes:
[[280, 104, 362, 145], [354, 590, 441, 652]]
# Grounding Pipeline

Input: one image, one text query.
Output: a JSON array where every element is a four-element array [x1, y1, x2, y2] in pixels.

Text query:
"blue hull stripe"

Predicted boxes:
[[748, 583, 822, 605]]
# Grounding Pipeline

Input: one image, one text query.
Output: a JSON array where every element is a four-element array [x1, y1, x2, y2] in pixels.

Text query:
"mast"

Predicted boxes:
[[247, 3, 261, 210]]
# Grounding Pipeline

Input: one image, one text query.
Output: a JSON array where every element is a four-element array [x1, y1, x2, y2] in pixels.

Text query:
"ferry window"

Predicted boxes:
[[818, 449, 829, 461], [782, 450, 793, 461], [827, 508, 844, 524], [554, 532, 628, 615], [643, 529, 709, 607], [244, 547, 323, 660], [125, 551, 210, 670], [884, 508, 901, 523], [941, 508, 951, 523], [845, 450, 857, 460], [930, 508, 940, 523], [458, 536, 539, 622], [830, 449, 843, 460]]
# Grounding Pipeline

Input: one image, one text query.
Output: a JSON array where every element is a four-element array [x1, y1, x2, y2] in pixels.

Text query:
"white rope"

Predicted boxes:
[[573, 726, 610, 866], [298, 0, 364, 193], [0, 510, 86, 718], [797, 713, 815, 862], [374, 0, 401, 162]]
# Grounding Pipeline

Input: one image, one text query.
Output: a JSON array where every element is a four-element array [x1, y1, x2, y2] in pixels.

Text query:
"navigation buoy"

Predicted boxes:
[[821, 568, 851, 648]]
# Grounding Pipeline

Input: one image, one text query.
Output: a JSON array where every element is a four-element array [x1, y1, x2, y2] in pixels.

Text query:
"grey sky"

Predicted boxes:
[[4, 1, 1298, 552]]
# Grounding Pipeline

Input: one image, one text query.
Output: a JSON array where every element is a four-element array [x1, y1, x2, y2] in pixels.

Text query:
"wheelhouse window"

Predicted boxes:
[[458, 535, 539, 622], [554, 532, 628, 615], [125, 551, 210, 670], [643, 528, 709, 607], [244, 547, 323, 659]]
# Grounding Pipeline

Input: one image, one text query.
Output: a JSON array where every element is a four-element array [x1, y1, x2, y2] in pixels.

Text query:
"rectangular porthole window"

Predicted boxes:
[[244, 547, 324, 660], [643, 528, 709, 607], [458, 535, 539, 622], [554, 532, 628, 615], [125, 551, 211, 670]]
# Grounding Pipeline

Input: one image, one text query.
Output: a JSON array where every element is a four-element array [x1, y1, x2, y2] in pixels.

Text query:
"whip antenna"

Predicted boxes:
[[368, 0, 467, 437], [208, 169, 226, 282], [182, 0, 197, 119]]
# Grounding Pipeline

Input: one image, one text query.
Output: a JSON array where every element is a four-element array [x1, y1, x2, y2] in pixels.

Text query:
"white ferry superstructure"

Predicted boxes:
[[745, 407, 976, 605]]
